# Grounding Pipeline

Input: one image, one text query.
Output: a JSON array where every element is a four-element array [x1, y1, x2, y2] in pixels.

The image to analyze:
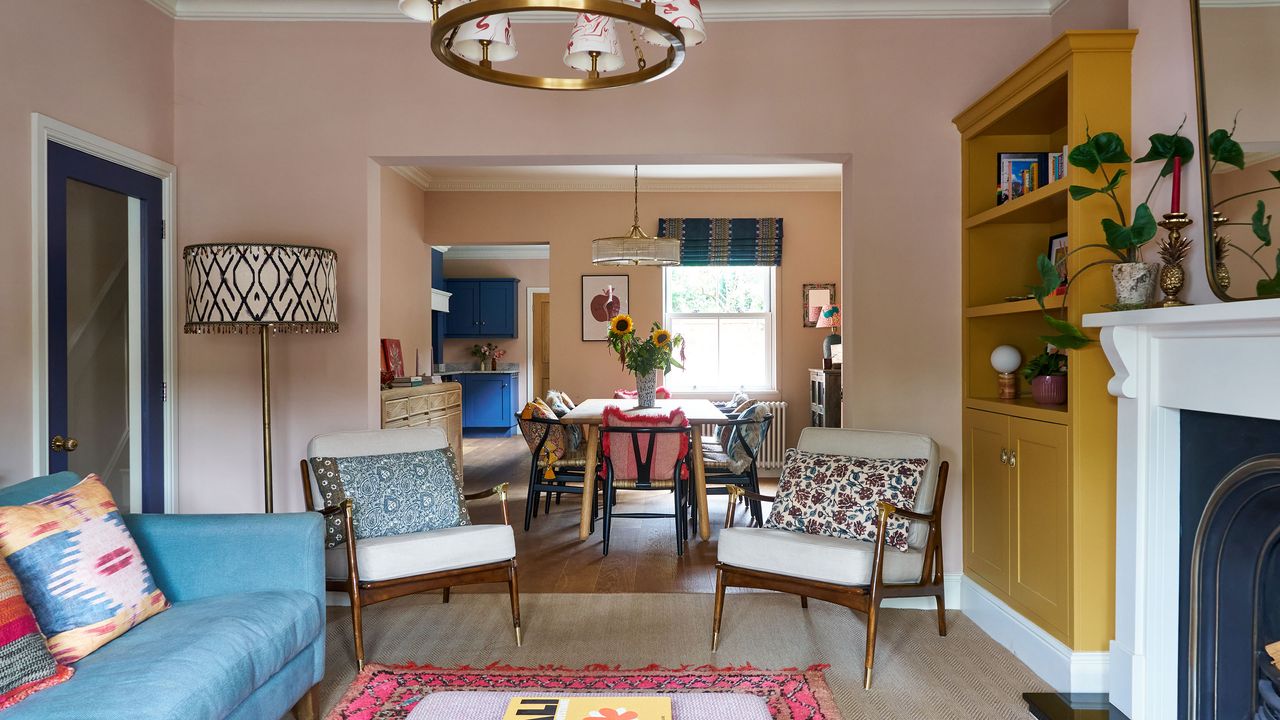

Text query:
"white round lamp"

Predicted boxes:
[[990, 345, 1022, 400]]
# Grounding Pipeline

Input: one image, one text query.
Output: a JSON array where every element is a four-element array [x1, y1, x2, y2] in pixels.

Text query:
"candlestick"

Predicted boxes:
[[1157, 212, 1193, 307], [1170, 155, 1182, 214]]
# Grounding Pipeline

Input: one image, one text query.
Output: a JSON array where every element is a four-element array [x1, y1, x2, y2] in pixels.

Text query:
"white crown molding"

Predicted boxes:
[[390, 166, 433, 192], [444, 244, 550, 260], [1200, 0, 1280, 7], [163, 0, 1057, 22], [416, 176, 842, 193]]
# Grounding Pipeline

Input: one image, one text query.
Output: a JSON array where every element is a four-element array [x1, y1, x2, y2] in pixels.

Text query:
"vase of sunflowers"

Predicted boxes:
[[606, 314, 685, 408]]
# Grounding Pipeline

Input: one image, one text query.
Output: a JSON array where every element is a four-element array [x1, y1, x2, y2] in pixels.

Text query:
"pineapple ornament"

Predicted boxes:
[[1157, 212, 1194, 307], [1211, 211, 1232, 292]]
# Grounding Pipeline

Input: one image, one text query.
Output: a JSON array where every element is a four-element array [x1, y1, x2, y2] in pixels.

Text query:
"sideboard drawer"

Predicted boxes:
[[382, 398, 409, 423]]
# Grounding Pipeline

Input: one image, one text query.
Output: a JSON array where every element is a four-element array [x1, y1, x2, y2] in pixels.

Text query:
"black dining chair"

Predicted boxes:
[[700, 407, 774, 528], [597, 424, 693, 556], [515, 413, 588, 532]]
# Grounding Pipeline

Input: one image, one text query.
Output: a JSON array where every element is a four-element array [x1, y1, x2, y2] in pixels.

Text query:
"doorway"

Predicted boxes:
[[530, 289, 551, 401], [35, 119, 175, 513]]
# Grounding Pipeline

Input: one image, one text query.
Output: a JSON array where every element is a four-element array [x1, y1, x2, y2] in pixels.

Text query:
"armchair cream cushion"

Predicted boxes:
[[325, 524, 515, 582]]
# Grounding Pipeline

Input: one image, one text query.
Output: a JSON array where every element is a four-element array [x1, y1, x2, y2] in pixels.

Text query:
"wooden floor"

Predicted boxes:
[[460, 436, 774, 593]]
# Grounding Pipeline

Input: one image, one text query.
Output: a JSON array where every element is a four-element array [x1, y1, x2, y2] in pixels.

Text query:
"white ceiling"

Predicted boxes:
[[394, 163, 844, 192], [146, 0, 1068, 21]]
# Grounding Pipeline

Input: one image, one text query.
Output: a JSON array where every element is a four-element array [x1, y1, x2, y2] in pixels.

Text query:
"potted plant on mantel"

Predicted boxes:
[[1023, 346, 1068, 406], [1032, 122, 1195, 349], [606, 314, 685, 408]]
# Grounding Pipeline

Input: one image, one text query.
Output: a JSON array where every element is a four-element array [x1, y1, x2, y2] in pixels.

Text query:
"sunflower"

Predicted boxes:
[[651, 328, 672, 348], [609, 314, 634, 335]]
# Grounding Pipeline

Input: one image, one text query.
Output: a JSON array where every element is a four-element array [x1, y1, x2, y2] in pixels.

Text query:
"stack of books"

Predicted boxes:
[[390, 376, 425, 387], [997, 147, 1068, 206]]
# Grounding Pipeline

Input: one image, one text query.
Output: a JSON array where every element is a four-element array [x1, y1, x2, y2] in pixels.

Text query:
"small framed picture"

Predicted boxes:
[[1048, 233, 1069, 292], [802, 283, 836, 328], [582, 275, 629, 342]]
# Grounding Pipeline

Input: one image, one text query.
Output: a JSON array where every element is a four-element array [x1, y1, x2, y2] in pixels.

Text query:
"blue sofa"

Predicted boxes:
[[0, 472, 325, 720]]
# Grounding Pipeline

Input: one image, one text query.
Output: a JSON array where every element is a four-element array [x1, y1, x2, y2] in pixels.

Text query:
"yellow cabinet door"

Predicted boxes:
[[964, 409, 1012, 593], [1009, 416, 1071, 639]]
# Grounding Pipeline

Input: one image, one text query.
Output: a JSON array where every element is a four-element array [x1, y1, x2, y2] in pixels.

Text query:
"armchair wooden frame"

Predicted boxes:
[[299, 461, 522, 671], [713, 460, 950, 690]]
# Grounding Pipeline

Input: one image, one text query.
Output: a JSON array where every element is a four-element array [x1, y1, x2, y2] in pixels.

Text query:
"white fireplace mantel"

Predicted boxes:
[[1083, 298, 1280, 720]]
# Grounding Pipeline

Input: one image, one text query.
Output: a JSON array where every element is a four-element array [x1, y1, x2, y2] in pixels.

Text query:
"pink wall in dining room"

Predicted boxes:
[[0, 0, 174, 486], [379, 167, 433, 373], [423, 190, 841, 451]]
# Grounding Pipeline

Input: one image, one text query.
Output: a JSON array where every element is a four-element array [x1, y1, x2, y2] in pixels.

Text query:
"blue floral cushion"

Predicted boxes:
[[311, 448, 470, 547], [765, 449, 927, 552]]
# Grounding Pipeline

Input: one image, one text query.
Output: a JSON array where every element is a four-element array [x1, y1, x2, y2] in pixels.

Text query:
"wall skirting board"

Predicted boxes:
[[960, 575, 1109, 693]]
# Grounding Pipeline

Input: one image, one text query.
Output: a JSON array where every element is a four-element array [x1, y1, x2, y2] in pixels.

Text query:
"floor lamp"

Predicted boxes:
[[183, 243, 338, 512]]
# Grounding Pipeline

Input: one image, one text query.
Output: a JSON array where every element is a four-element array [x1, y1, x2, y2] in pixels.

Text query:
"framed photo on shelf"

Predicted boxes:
[[582, 275, 629, 342], [802, 283, 836, 327], [381, 338, 404, 377], [1048, 232, 1069, 294]]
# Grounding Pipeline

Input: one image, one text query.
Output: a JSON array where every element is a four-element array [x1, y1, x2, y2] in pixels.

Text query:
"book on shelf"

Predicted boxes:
[[391, 376, 425, 387], [501, 697, 672, 720]]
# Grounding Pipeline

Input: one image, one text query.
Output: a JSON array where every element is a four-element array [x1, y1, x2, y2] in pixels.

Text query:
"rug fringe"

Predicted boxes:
[[364, 661, 829, 674]]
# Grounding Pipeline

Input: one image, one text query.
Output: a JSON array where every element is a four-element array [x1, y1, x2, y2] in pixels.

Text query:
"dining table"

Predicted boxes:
[[559, 398, 729, 542]]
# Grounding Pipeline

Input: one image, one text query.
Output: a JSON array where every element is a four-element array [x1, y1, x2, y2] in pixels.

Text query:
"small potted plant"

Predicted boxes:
[[470, 343, 506, 371], [1022, 347, 1068, 406], [606, 315, 685, 408]]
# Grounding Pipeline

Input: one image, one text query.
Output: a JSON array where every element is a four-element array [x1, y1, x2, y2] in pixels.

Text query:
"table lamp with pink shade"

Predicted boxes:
[[816, 305, 841, 367]]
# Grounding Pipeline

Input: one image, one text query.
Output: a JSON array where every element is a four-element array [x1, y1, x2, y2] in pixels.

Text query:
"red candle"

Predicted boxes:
[[1171, 155, 1182, 214]]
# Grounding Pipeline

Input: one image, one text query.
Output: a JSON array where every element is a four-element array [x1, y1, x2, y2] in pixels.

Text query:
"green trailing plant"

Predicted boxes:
[[1031, 121, 1195, 349], [1022, 347, 1067, 383], [1206, 119, 1280, 297]]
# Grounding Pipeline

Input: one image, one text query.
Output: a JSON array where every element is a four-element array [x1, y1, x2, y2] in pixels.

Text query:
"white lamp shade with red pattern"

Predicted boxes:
[[398, 0, 434, 21], [564, 14, 624, 73], [453, 14, 519, 63], [643, 0, 706, 47]]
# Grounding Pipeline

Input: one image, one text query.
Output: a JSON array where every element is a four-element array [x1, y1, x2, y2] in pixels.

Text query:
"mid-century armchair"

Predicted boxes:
[[301, 427, 522, 670], [713, 427, 949, 690]]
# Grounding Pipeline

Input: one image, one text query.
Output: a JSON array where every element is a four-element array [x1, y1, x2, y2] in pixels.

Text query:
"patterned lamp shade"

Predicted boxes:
[[183, 243, 339, 335], [643, 0, 707, 48], [453, 14, 519, 63], [564, 14, 624, 74], [815, 305, 841, 329]]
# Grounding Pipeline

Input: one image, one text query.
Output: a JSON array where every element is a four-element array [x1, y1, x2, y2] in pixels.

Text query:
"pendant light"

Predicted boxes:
[[592, 166, 680, 266]]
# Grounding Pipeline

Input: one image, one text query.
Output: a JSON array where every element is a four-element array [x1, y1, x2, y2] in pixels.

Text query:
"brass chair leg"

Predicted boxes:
[[711, 568, 726, 652], [508, 560, 523, 647], [442, 587, 451, 604], [350, 595, 365, 672], [863, 601, 880, 690], [292, 685, 317, 720]]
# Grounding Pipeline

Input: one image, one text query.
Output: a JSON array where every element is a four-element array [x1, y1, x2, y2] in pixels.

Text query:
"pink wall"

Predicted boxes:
[[0, 0, 174, 485], [424, 191, 841, 450], [379, 167, 432, 370]]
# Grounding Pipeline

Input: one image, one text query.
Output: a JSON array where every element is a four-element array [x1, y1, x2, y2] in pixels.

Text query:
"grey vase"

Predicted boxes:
[[1112, 262, 1158, 309], [635, 370, 658, 408]]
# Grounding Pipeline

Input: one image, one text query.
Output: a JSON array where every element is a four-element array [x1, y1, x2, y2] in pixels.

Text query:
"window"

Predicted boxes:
[[663, 266, 775, 393]]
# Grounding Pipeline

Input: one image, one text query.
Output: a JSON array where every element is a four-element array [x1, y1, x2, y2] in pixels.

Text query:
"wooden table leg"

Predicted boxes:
[[579, 424, 599, 541], [691, 430, 711, 541]]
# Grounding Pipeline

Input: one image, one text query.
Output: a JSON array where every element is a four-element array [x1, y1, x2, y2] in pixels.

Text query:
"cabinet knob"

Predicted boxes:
[[999, 448, 1009, 465], [1008, 451, 1017, 469]]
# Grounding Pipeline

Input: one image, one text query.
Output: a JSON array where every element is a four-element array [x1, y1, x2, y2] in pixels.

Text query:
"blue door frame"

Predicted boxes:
[[46, 141, 165, 512]]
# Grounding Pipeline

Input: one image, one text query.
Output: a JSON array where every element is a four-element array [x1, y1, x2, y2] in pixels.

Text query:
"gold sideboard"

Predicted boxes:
[[380, 383, 464, 469]]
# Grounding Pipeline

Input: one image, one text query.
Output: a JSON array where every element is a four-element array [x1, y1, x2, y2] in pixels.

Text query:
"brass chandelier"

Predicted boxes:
[[592, 166, 680, 266], [398, 0, 707, 91]]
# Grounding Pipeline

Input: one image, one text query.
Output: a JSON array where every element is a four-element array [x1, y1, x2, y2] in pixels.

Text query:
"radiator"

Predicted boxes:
[[754, 400, 788, 473]]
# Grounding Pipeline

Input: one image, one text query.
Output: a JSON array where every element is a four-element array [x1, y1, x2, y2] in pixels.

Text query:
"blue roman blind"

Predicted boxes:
[[657, 218, 783, 266]]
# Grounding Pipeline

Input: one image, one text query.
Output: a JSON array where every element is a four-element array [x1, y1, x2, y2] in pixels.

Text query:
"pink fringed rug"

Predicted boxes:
[[326, 663, 844, 720]]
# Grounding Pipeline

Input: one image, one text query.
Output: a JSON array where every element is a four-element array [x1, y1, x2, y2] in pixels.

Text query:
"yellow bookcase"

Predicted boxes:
[[952, 31, 1135, 651]]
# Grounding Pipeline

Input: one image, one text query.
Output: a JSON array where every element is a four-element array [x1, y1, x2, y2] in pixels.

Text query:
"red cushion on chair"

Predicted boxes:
[[613, 388, 673, 400], [601, 405, 690, 481]]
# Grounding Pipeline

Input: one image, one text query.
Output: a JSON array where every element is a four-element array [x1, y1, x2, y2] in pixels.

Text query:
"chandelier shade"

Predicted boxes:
[[564, 14, 624, 75], [643, 0, 706, 47], [399, 0, 435, 21], [453, 13, 519, 63], [183, 243, 339, 335], [592, 166, 680, 267]]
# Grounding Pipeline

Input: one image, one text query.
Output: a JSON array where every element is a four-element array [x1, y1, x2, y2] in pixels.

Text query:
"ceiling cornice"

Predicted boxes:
[[445, 245, 551, 260], [415, 176, 843, 193], [162, 0, 1058, 22], [390, 166, 433, 192]]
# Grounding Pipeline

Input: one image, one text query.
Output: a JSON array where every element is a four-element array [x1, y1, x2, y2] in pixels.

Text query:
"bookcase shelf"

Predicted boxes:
[[953, 30, 1134, 654]]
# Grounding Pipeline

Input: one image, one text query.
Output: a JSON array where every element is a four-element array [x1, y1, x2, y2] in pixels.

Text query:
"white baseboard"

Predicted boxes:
[[960, 576, 1109, 693], [881, 572, 963, 610]]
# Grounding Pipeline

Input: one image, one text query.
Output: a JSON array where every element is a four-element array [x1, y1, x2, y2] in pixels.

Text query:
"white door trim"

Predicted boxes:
[[31, 114, 178, 513], [525, 286, 550, 404]]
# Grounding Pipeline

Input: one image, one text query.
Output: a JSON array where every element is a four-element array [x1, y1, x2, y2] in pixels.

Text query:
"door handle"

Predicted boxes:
[[999, 448, 1009, 465], [51, 435, 79, 453], [1008, 450, 1017, 469]]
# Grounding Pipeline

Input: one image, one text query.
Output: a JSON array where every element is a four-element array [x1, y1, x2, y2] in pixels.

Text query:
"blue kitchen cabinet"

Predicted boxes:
[[443, 278, 518, 338], [455, 372, 519, 436]]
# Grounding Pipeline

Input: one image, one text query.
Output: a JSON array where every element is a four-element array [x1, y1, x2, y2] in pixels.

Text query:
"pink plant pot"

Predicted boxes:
[[1030, 375, 1067, 405]]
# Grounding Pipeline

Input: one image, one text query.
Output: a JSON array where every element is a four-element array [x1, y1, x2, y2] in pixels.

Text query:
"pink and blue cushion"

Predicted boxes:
[[0, 472, 325, 720], [0, 555, 72, 709]]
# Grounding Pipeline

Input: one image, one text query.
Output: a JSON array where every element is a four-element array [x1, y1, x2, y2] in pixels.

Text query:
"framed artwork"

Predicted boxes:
[[582, 275, 629, 342], [802, 283, 836, 327], [381, 338, 404, 377], [1048, 233, 1069, 294]]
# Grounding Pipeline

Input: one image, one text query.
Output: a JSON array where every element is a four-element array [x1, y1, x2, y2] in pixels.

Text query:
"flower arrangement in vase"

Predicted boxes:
[[471, 342, 507, 371], [606, 314, 685, 408]]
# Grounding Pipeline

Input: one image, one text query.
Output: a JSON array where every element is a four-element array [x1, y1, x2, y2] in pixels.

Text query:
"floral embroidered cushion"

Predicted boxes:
[[725, 404, 770, 475], [0, 555, 72, 709], [0, 475, 169, 663], [541, 394, 583, 451], [310, 448, 469, 546], [517, 401, 572, 479], [765, 449, 929, 552]]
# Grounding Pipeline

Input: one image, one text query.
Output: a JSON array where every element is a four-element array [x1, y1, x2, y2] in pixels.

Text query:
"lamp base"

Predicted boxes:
[[997, 371, 1019, 400], [822, 332, 842, 358]]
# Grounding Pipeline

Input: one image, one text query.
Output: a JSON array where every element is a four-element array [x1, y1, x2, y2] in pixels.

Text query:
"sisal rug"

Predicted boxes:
[[326, 663, 843, 720]]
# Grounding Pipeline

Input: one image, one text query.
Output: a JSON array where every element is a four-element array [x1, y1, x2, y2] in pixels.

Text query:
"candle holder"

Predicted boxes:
[[1157, 212, 1194, 308]]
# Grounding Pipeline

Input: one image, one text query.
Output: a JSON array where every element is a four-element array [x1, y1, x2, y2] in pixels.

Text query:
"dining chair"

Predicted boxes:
[[713, 428, 949, 690], [301, 427, 522, 671], [700, 404, 773, 528], [597, 406, 692, 556], [515, 410, 588, 531]]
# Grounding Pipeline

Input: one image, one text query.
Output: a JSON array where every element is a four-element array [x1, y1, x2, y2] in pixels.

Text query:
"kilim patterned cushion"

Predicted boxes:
[[310, 448, 471, 548], [0, 475, 169, 663], [0, 555, 72, 709], [766, 449, 928, 552]]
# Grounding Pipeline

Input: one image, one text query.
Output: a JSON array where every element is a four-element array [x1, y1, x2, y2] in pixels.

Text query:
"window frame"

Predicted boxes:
[[661, 266, 778, 395]]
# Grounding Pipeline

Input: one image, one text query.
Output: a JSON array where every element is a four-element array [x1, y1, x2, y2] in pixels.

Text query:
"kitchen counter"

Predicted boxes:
[[442, 370, 518, 376]]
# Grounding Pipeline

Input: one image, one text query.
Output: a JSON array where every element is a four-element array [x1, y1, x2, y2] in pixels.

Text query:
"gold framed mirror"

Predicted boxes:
[[1191, 0, 1280, 301]]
